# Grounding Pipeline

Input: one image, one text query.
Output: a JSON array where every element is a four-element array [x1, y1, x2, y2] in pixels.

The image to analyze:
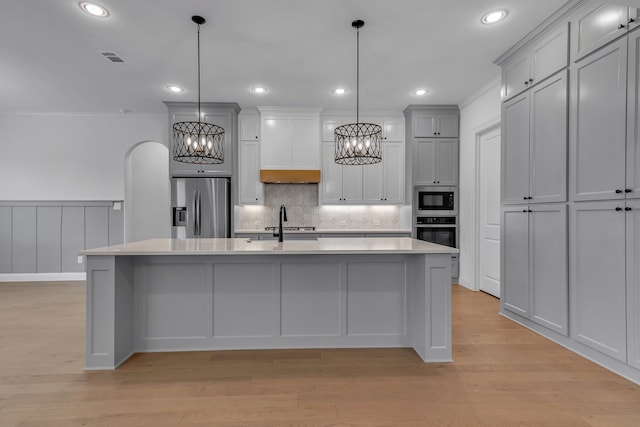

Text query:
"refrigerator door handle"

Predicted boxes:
[[193, 189, 198, 236], [197, 190, 202, 236]]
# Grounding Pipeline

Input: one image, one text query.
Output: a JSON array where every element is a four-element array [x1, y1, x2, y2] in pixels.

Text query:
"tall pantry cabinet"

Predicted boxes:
[[497, 0, 640, 383]]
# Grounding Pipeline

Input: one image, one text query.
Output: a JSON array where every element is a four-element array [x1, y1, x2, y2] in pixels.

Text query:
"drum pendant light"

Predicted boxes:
[[172, 16, 225, 165], [334, 20, 382, 165]]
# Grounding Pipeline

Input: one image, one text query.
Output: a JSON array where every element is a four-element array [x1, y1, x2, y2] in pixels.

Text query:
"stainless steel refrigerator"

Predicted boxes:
[[171, 177, 231, 238]]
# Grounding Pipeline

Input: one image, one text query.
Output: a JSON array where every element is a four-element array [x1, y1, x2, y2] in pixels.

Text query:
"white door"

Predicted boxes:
[[478, 127, 502, 297]]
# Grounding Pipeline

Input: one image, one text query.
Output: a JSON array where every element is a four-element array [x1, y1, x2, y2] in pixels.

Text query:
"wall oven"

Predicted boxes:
[[414, 186, 457, 215], [414, 216, 457, 248]]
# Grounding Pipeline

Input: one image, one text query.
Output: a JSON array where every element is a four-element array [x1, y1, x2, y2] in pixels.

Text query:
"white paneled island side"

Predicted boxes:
[[81, 237, 457, 370]]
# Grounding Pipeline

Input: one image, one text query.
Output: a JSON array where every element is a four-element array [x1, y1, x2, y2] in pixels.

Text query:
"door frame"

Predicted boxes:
[[474, 118, 501, 293]]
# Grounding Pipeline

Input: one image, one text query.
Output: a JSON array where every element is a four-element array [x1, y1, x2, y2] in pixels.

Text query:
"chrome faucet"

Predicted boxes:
[[274, 204, 288, 242]]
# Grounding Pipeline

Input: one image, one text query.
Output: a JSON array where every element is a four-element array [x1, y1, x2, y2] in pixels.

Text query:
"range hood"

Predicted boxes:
[[260, 169, 321, 184]]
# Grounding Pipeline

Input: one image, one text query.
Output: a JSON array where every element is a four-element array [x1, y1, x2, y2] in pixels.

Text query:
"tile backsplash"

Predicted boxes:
[[237, 184, 405, 230]]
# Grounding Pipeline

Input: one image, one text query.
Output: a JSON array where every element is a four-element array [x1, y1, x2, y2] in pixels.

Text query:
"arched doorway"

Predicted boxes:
[[124, 141, 170, 242]]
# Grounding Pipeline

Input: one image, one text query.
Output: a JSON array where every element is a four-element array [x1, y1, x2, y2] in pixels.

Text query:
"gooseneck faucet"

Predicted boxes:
[[274, 204, 288, 242]]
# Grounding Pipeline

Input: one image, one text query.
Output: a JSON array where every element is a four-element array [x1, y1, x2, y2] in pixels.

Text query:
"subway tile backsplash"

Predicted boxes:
[[238, 184, 402, 230]]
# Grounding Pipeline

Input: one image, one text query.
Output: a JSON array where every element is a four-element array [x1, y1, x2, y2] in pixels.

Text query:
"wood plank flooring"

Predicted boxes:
[[1, 282, 639, 426]]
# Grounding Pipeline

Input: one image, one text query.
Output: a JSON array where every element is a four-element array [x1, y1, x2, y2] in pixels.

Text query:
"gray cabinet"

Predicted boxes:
[[571, 37, 628, 201], [413, 139, 458, 186], [503, 204, 568, 336], [503, 71, 568, 204], [571, 201, 627, 362], [628, 199, 640, 369], [412, 111, 458, 138], [165, 102, 240, 177], [503, 23, 569, 100], [571, 2, 638, 62], [626, 29, 640, 199]]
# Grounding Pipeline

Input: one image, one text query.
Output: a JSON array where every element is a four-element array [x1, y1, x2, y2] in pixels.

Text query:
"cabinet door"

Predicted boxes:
[[436, 114, 459, 138], [502, 53, 531, 100], [261, 117, 291, 169], [572, 38, 627, 201], [502, 208, 530, 317], [341, 164, 363, 202], [627, 199, 640, 369], [530, 71, 567, 203], [240, 116, 260, 141], [291, 117, 320, 169], [413, 140, 437, 185], [321, 143, 344, 203], [626, 200, 640, 369], [571, 3, 628, 61], [383, 142, 405, 204], [239, 141, 263, 204], [436, 140, 458, 186], [531, 23, 568, 85], [529, 204, 568, 335], [362, 160, 384, 203], [413, 113, 437, 138], [571, 202, 627, 362], [383, 119, 403, 141], [502, 93, 530, 204], [627, 29, 640, 199]]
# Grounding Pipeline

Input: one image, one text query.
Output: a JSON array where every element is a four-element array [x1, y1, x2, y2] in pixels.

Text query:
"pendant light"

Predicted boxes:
[[334, 20, 382, 165], [172, 16, 225, 165]]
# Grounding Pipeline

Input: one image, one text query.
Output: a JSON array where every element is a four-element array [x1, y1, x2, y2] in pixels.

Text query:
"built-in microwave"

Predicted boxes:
[[414, 186, 457, 215]]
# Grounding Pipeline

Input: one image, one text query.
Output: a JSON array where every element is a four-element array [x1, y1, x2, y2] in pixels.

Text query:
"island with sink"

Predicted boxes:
[[82, 237, 457, 370]]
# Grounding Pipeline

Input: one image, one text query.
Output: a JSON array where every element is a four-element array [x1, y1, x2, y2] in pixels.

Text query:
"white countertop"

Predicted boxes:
[[234, 228, 412, 234], [82, 237, 458, 256]]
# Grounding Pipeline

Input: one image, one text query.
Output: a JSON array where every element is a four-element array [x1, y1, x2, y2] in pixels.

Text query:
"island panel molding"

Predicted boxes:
[[82, 237, 456, 370]]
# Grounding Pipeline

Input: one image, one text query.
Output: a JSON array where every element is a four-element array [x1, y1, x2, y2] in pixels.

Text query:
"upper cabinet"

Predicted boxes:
[[502, 23, 569, 100], [412, 111, 459, 138], [404, 105, 459, 187], [259, 107, 321, 170], [165, 102, 240, 177], [319, 113, 406, 205], [503, 71, 568, 204], [571, 2, 639, 62], [238, 113, 263, 205]]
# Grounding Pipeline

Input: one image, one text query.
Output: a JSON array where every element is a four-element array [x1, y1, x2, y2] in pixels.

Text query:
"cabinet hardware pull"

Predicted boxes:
[[626, 207, 632, 211], [615, 189, 623, 193], [528, 78, 533, 83], [625, 189, 632, 193], [616, 207, 623, 211], [528, 209, 533, 213], [630, 18, 636, 23], [523, 196, 528, 200], [522, 210, 527, 213], [524, 81, 529, 85], [619, 24, 626, 29]]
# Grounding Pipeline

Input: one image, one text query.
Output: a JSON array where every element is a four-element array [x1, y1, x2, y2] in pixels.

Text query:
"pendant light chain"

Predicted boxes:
[[356, 25, 359, 127], [197, 22, 201, 124]]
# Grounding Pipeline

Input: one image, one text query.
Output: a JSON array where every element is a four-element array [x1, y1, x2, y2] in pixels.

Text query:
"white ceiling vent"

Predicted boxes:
[[100, 51, 126, 63]]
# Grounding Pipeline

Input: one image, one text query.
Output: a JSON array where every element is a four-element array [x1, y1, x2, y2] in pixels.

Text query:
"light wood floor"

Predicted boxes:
[[1, 283, 639, 427]]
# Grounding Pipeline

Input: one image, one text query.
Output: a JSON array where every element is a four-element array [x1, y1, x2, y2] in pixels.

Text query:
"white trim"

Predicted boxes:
[[459, 76, 501, 109], [0, 273, 86, 282], [2, 111, 165, 119], [456, 278, 475, 291], [474, 121, 501, 293]]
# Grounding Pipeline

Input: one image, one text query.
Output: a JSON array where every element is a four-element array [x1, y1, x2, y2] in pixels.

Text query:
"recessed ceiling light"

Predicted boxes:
[[166, 85, 184, 93], [79, 2, 109, 17], [251, 86, 267, 94], [481, 10, 508, 25], [414, 88, 429, 96], [334, 88, 346, 95]]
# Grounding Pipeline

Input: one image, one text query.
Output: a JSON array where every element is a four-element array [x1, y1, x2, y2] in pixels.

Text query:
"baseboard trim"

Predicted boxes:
[[0, 273, 86, 282]]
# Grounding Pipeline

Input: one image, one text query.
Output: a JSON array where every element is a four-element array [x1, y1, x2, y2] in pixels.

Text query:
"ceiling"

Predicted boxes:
[[1, 0, 571, 115]]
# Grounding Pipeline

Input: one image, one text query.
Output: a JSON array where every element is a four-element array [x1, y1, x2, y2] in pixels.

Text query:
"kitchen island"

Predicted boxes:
[[82, 237, 457, 370]]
